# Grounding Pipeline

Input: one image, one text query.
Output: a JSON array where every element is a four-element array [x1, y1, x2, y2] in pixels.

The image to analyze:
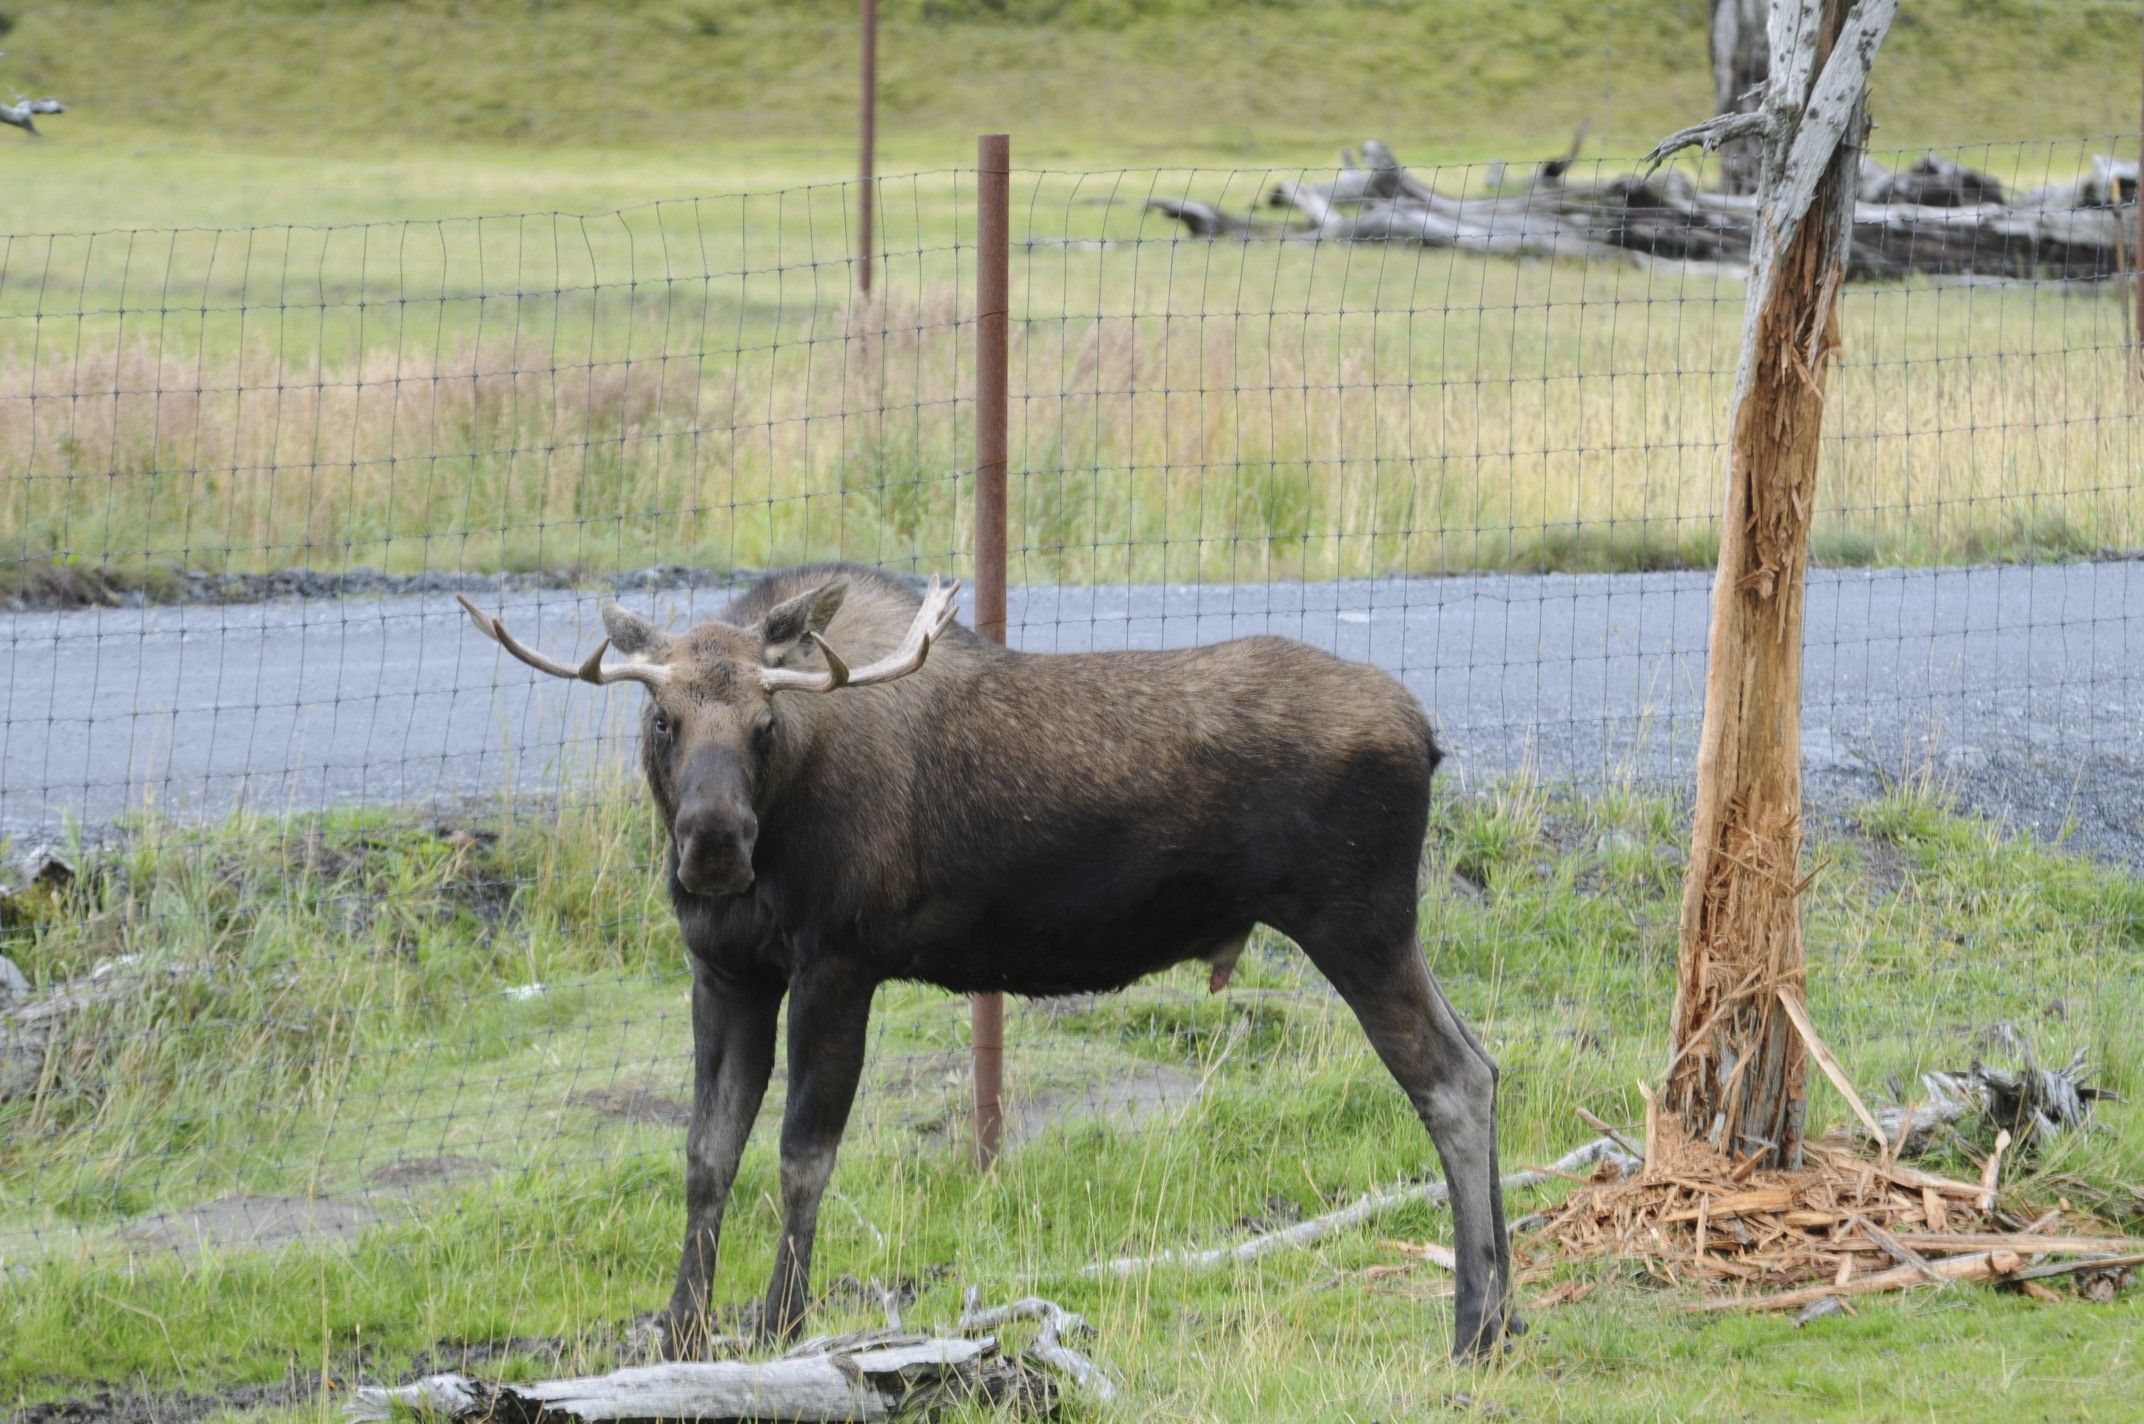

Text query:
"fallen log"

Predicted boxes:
[[1150, 139, 2140, 283], [348, 1342, 1005, 1424], [1859, 151, 2005, 207], [350, 1294, 1111, 1423]]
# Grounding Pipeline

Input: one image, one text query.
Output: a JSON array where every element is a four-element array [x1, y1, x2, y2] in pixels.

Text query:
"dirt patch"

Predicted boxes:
[[1004, 1062, 1203, 1149], [566, 1084, 691, 1127], [405, 1333, 580, 1378], [364, 1154, 489, 1189], [114, 1194, 385, 1262]]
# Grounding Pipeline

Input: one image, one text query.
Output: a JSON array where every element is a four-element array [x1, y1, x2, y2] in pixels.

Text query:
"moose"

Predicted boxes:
[[456, 564, 1517, 1356]]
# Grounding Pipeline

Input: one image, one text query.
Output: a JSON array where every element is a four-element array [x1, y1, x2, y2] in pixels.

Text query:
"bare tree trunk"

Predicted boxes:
[[1660, 0, 1897, 1169], [1712, 0, 1772, 192]]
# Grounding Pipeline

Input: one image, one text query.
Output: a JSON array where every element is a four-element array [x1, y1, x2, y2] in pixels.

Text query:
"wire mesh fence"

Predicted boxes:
[[2, 141, 2142, 1314]]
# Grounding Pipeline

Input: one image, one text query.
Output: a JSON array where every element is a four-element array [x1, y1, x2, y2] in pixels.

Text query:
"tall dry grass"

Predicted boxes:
[[4, 274, 2137, 586]]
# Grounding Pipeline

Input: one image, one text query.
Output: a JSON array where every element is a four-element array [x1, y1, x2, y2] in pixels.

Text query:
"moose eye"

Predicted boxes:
[[751, 717, 776, 753], [650, 711, 672, 737]]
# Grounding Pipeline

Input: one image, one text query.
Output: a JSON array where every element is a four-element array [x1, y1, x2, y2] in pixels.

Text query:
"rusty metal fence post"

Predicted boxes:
[[856, 0, 878, 301], [971, 132, 1010, 1169]]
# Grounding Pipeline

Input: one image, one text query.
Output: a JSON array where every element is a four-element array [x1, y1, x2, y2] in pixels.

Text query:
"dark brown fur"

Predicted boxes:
[[581, 563, 1513, 1357]]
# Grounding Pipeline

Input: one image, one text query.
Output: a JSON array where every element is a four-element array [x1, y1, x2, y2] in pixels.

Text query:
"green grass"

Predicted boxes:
[[3, 776, 2141, 1421], [3, 0, 2138, 170]]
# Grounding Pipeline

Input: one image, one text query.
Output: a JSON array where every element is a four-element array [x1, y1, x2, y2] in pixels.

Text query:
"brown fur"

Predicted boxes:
[[537, 563, 1510, 1359]]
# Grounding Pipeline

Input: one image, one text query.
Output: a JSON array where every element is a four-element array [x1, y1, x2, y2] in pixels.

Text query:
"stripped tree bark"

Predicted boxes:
[[1657, 0, 1899, 1169]]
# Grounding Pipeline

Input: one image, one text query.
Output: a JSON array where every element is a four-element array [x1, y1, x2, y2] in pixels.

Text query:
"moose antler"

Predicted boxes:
[[761, 575, 963, 694], [455, 594, 671, 690]]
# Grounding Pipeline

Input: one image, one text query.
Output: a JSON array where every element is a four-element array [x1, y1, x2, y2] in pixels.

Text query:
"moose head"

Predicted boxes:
[[455, 575, 959, 896]]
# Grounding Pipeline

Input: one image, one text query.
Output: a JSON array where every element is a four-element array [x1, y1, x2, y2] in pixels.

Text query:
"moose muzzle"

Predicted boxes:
[[672, 766, 759, 897]]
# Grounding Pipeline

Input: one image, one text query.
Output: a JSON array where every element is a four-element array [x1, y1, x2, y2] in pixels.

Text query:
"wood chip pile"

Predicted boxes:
[[1523, 1128, 2142, 1316]]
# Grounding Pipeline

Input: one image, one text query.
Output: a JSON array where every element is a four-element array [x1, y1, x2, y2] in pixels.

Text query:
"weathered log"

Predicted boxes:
[[1860, 1027, 2114, 1155], [349, 1295, 1114, 1423], [1859, 152, 2005, 207], [349, 1341, 1007, 1423], [1156, 137, 2138, 285], [1145, 196, 1262, 239]]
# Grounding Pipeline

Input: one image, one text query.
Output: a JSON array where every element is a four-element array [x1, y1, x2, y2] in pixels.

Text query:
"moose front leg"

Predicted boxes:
[[759, 958, 874, 1343], [663, 962, 781, 1358]]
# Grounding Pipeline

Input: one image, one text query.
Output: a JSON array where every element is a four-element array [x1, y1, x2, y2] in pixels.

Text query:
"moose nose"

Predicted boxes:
[[674, 806, 758, 897]]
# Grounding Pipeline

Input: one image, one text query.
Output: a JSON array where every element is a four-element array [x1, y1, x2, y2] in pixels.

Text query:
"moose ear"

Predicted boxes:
[[761, 578, 849, 662], [600, 600, 668, 655]]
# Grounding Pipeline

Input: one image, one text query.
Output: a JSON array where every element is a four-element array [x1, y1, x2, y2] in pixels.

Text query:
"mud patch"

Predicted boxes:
[[405, 1333, 579, 1378], [364, 1153, 488, 1189], [566, 1084, 690, 1127], [12, 1380, 310, 1424], [1003, 1062, 1203, 1149], [114, 1194, 385, 1262]]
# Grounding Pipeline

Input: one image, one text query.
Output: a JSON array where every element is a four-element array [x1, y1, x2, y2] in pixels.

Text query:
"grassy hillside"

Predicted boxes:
[[1, 0, 2137, 179]]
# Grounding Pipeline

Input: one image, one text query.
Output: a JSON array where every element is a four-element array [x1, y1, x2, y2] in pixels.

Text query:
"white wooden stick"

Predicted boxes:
[[1083, 1137, 1636, 1279]]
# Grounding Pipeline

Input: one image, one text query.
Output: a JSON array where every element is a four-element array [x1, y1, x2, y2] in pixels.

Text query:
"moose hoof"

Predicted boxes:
[[655, 1308, 720, 1362], [1451, 1304, 1518, 1359]]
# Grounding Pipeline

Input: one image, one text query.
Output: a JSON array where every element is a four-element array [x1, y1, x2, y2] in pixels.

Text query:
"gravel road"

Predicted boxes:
[[3, 561, 2139, 864]]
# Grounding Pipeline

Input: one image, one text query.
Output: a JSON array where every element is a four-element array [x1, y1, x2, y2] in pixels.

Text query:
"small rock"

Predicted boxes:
[[22, 846, 75, 893], [0, 954, 29, 998]]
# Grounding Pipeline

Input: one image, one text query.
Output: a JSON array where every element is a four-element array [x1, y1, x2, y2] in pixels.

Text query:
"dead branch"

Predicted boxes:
[[1084, 1136, 1637, 1278], [1861, 1027, 2113, 1157], [956, 1289, 1115, 1404], [1145, 197, 1266, 239], [0, 54, 64, 136], [0, 95, 61, 135]]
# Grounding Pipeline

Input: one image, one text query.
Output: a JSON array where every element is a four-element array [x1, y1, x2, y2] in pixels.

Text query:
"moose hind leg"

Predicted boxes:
[[1304, 932, 1512, 1356]]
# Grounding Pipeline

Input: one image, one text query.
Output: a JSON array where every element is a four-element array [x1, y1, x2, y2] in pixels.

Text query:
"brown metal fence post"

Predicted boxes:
[[971, 132, 1011, 1170], [856, 0, 878, 301], [2134, 26, 2142, 375]]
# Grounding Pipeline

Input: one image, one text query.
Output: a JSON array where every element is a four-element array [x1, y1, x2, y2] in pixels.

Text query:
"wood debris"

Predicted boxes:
[[1863, 1026, 2115, 1156], [1524, 1121, 2141, 1315]]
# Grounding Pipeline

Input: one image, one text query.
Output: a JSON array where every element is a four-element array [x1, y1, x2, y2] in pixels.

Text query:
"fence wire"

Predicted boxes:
[[2, 145, 2141, 1341]]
